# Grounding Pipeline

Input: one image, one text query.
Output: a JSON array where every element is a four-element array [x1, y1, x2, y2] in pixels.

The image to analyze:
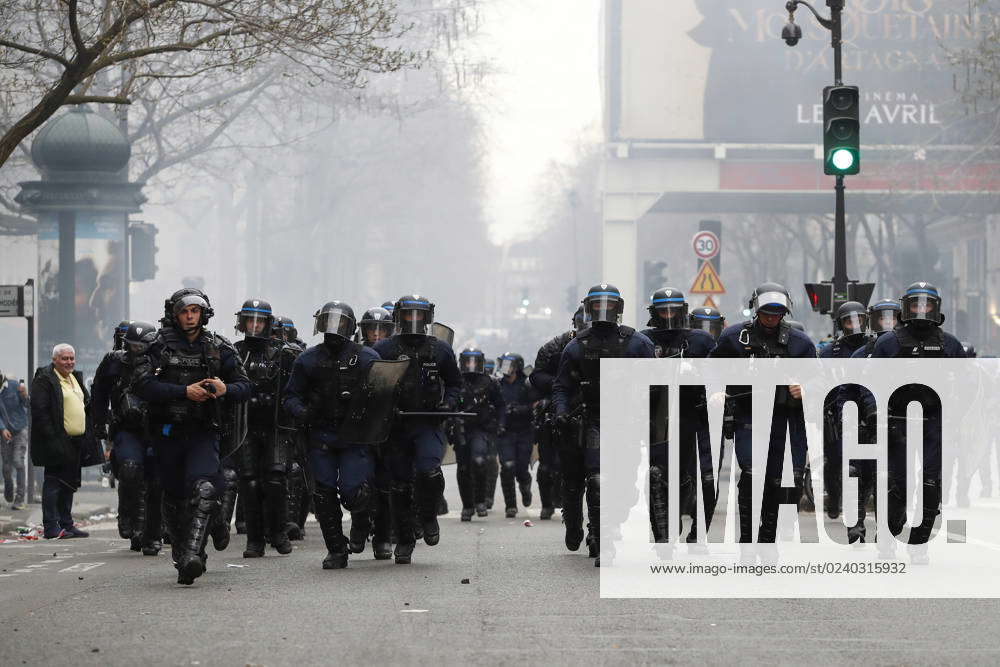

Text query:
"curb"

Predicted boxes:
[[1, 505, 114, 536]]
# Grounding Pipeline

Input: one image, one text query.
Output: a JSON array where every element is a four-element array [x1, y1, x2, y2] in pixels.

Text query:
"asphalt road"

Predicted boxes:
[[3, 469, 1000, 666]]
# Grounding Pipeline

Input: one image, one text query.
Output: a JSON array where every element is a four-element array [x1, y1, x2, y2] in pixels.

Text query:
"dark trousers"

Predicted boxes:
[[309, 446, 373, 505], [150, 427, 222, 500], [498, 430, 533, 484], [42, 439, 83, 533]]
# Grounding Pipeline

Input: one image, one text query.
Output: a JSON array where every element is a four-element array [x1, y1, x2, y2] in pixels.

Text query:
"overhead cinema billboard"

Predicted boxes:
[[611, 0, 996, 145]]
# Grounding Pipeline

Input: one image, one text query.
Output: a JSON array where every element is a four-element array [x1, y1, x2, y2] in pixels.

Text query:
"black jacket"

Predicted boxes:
[[30, 364, 96, 467]]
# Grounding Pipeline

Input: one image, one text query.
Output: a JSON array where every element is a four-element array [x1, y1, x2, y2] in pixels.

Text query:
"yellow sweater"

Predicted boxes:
[[58, 371, 86, 437]]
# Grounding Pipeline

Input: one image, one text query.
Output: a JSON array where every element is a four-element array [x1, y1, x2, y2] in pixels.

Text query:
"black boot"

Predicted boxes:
[[757, 480, 781, 544], [649, 465, 670, 543], [392, 482, 416, 564], [485, 455, 499, 509], [211, 467, 238, 551], [456, 463, 475, 518], [162, 494, 187, 568], [345, 484, 372, 554], [314, 483, 348, 569], [372, 488, 392, 560], [586, 474, 600, 559], [737, 471, 754, 544], [142, 478, 163, 556], [563, 482, 584, 551], [264, 475, 293, 555], [177, 481, 218, 585], [824, 458, 841, 519], [285, 462, 304, 540], [501, 463, 517, 517], [538, 466, 553, 519], [473, 457, 488, 517], [519, 475, 533, 508], [116, 460, 144, 540], [240, 478, 265, 558], [551, 470, 563, 509], [416, 469, 445, 546], [234, 495, 246, 534], [908, 479, 942, 545]]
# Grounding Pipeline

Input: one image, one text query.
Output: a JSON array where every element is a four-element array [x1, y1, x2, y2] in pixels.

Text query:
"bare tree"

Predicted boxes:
[[0, 0, 418, 166]]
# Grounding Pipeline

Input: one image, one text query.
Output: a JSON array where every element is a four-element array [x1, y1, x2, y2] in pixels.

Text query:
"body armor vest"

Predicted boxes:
[[307, 341, 364, 427], [393, 336, 442, 411], [576, 325, 634, 408], [237, 339, 285, 424], [647, 329, 690, 358], [151, 328, 222, 425], [105, 350, 146, 431], [737, 321, 791, 358], [462, 374, 496, 428], [893, 325, 946, 358]]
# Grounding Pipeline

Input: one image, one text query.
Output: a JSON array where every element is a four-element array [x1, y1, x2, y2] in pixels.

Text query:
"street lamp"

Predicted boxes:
[[782, 0, 873, 332]]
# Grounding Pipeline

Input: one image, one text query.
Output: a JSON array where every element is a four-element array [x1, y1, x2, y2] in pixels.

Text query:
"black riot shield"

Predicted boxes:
[[339, 359, 409, 445], [221, 400, 248, 459], [430, 322, 455, 348]]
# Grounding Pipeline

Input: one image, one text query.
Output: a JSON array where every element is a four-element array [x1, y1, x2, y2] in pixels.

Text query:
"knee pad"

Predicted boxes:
[[585, 473, 600, 494], [502, 460, 516, 474], [343, 483, 372, 513], [472, 456, 486, 468], [649, 465, 666, 489], [221, 467, 238, 486], [118, 460, 144, 484], [288, 461, 301, 475], [263, 467, 285, 484]]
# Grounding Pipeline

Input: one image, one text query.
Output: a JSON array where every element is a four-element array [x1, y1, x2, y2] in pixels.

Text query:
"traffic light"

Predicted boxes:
[[804, 282, 834, 314], [643, 260, 669, 299], [823, 85, 860, 176], [130, 222, 158, 281]]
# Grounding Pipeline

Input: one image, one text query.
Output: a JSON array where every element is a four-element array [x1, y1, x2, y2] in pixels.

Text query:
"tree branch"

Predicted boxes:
[[67, 0, 87, 56], [64, 94, 131, 105], [0, 38, 72, 68]]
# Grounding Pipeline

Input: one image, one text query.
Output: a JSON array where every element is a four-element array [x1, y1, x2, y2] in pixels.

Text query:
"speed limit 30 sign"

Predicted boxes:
[[692, 231, 720, 261]]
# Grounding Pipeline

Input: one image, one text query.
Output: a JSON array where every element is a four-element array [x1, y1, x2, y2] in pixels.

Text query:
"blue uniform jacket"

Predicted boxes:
[[552, 326, 655, 416], [283, 342, 380, 447]]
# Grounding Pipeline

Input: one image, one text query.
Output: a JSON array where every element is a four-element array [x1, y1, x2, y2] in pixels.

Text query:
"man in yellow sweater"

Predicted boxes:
[[30, 344, 94, 539]]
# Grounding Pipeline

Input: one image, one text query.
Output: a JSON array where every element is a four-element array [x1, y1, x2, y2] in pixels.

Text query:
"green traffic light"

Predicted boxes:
[[831, 148, 855, 171]]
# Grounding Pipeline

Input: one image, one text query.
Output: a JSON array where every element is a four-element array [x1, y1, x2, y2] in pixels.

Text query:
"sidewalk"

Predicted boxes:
[[0, 483, 117, 536]]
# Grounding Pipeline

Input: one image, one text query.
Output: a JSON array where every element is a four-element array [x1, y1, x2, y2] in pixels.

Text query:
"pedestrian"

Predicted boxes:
[[1, 370, 30, 510], [30, 344, 97, 539]]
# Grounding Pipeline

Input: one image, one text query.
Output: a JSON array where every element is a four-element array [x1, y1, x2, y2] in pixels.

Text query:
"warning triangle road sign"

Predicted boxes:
[[702, 295, 718, 309], [690, 261, 726, 295]]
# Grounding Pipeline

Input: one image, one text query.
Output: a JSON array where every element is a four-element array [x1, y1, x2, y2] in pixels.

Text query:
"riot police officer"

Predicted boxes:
[[530, 306, 586, 520], [272, 316, 306, 351], [819, 301, 870, 520], [284, 301, 380, 569], [372, 295, 462, 564], [708, 282, 816, 549], [348, 306, 397, 559], [869, 282, 965, 563], [455, 348, 504, 520], [92, 320, 162, 555], [553, 284, 655, 566], [852, 299, 901, 359], [690, 306, 726, 339], [133, 289, 251, 585], [641, 288, 715, 546], [233, 299, 299, 558], [497, 352, 537, 518], [480, 356, 501, 509]]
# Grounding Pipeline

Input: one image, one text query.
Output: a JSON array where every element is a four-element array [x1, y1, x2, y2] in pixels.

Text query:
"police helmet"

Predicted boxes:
[[690, 306, 725, 338], [647, 287, 688, 330], [459, 347, 486, 374], [113, 320, 130, 350], [359, 307, 394, 345], [164, 288, 214, 328], [834, 301, 868, 343], [313, 301, 356, 340], [900, 281, 942, 325], [235, 298, 274, 339], [868, 299, 902, 334], [750, 282, 792, 318], [498, 352, 525, 377], [393, 294, 434, 335], [583, 283, 623, 325]]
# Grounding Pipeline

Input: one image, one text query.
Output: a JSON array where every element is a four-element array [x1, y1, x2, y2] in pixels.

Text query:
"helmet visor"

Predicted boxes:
[[755, 291, 791, 315], [901, 293, 941, 323], [499, 358, 517, 376], [239, 313, 271, 338], [653, 304, 688, 329], [871, 309, 898, 333], [172, 294, 208, 317], [460, 354, 484, 374], [838, 312, 867, 336], [314, 309, 356, 338], [395, 308, 430, 335], [586, 296, 622, 323], [360, 321, 394, 344]]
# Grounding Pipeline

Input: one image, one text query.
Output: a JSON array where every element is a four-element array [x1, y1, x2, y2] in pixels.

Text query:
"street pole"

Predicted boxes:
[[828, 1, 849, 315], [23, 279, 36, 504]]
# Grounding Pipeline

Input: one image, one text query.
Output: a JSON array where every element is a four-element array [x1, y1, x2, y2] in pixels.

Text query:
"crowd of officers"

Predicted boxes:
[[91, 277, 966, 585]]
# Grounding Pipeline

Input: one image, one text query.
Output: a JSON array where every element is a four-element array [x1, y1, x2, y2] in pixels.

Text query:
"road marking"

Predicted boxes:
[[400, 609, 428, 613], [42, 559, 62, 563], [58, 562, 104, 573], [13, 569, 33, 573], [26, 564, 47, 568], [0, 574, 16, 578]]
